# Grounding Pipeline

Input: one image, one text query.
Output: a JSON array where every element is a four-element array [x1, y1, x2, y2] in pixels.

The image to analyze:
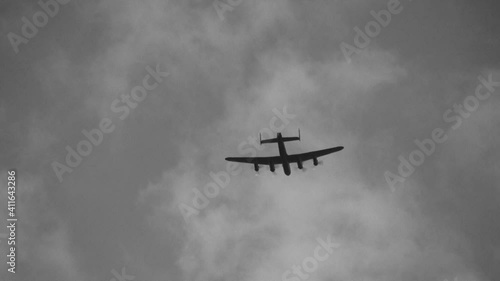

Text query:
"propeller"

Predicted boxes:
[[312, 160, 323, 169], [293, 165, 307, 172]]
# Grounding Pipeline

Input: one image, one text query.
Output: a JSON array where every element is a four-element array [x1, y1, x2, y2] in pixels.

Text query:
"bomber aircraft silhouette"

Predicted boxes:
[[225, 130, 344, 176]]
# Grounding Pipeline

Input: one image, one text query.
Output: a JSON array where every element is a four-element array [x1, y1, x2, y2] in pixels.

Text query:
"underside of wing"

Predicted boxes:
[[288, 146, 344, 163], [225, 156, 283, 165]]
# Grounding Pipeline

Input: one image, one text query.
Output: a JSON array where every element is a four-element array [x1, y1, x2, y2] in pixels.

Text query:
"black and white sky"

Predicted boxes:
[[1, 0, 500, 281]]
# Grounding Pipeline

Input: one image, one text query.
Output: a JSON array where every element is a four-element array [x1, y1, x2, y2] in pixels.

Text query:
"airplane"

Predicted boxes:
[[225, 130, 344, 176]]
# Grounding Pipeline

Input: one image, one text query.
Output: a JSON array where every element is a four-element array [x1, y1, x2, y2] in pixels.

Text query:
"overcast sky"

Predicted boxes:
[[1, 0, 500, 281]]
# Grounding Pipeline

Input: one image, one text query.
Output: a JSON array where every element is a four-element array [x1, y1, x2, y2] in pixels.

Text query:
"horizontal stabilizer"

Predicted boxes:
[[260, 137, 278, 144], [260, 129, 301, 144], [281, 137, 300, 142]]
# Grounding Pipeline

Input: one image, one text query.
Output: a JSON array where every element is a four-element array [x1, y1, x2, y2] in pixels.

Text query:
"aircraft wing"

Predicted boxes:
[[287, 146, 344, 163], [225, 156, 283, 165]]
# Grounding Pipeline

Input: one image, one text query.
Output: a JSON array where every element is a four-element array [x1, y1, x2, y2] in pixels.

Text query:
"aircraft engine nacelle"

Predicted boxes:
[[269, 162, 275, 172], [254, 163, 259, 172], [297, 158, 303, 169], [313, 157, 318, 166]]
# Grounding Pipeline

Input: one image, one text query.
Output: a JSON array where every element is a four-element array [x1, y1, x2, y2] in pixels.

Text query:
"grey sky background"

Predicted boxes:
[[0, 0, 499, 281]]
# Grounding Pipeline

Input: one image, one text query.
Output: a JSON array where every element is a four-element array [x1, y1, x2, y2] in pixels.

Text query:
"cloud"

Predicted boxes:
[[2, 0, 500, 280]]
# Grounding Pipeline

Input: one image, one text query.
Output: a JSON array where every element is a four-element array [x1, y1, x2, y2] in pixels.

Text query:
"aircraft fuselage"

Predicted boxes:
[[276, 133, 291, 176]]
